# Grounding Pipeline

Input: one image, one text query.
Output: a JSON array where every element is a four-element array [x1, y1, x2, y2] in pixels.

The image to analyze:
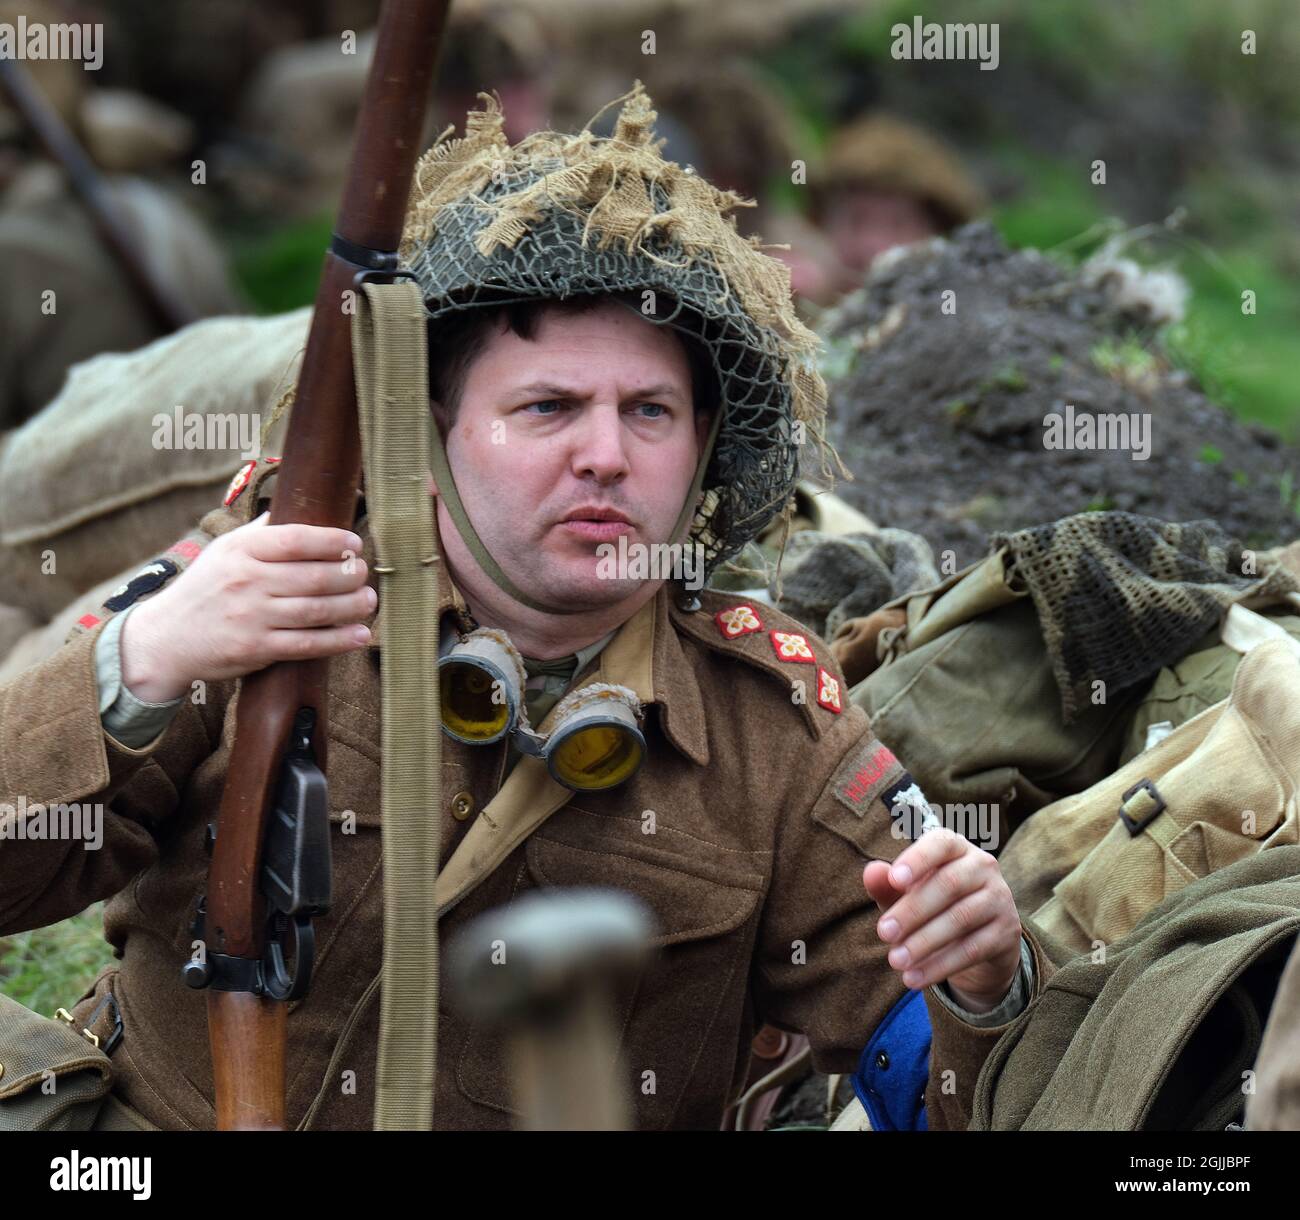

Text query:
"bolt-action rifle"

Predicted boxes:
[[180, 0, 451, 1131]]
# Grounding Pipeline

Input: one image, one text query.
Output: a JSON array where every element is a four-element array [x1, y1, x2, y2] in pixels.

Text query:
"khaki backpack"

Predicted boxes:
[[999, 629, 1300, 959]]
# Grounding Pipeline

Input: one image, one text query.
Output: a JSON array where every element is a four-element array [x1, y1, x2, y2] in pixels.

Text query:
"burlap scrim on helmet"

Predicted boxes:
[[992, 512, 1300, 723], [398, 83, 834, 579]]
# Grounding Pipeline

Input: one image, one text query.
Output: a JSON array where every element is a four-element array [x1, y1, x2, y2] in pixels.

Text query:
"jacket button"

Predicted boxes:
[[875, 1050, 890, 1071], [450, 791, 475, 821]]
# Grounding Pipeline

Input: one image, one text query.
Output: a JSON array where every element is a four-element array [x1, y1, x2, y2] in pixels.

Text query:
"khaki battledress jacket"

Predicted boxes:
[[0, 458, 1052, 1130]]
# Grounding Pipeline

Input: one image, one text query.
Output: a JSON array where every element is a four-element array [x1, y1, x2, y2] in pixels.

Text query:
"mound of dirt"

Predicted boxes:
[[820, 224, 1300, 569]]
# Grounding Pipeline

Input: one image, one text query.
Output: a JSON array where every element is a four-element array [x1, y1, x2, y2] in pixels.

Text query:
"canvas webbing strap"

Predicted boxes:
[[352, 280, 441, 1131]]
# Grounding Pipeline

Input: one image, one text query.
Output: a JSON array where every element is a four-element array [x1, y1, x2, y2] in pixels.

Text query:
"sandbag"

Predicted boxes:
[[0, 308, 308, 625]]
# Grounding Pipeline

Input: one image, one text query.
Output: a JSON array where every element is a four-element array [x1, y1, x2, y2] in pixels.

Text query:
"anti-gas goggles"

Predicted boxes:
[[438, 628, 646, 791]]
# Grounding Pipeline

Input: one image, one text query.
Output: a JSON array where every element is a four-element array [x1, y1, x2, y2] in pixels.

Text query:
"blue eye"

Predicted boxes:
[[525, 400, 563, 415], [636, 402, 667, 418]]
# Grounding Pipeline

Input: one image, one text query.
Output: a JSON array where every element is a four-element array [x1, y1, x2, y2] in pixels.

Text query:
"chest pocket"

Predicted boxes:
[[454, 808, 768, 1129]]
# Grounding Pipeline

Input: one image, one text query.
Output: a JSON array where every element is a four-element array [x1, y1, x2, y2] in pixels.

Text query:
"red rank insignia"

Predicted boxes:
[[715, 603, 763, 639], [223, 460, 257, 506], [816, 666, 843, 713], [770, 629, 815, 664], [222, 457, 281, 507]]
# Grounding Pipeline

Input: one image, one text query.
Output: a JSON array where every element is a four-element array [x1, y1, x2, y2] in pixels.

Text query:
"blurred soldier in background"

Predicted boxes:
[[813, 112, 987, 278], [0, 0, 243, 428]]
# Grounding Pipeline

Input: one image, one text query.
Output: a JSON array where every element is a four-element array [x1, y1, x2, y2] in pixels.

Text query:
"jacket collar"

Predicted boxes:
[[357, 514, 710, 767]]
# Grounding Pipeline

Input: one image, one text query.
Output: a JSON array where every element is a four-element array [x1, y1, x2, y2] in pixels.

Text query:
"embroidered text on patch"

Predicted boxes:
[[715, 603, 763, 639], [833, 740, 902, 817]]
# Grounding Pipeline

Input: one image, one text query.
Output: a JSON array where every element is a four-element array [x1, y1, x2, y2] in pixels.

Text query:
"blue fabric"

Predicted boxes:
[[851, 990, 931, 1131]]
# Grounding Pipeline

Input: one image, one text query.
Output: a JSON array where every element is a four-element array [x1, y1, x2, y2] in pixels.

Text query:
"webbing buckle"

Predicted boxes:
[[1118, 777, 1166, 835]]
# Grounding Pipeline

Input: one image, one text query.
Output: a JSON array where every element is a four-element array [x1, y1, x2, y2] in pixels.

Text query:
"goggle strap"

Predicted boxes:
[[428, 422, 575, 615]]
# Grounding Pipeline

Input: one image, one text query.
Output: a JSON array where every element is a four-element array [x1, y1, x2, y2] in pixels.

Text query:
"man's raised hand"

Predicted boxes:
[[863, 828, 1022, 1014], [119, 512, 375, 702]]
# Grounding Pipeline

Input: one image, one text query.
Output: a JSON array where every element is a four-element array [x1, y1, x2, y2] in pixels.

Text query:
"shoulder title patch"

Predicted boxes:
[[831, 737, 903, 818], [223, 455, 281, 507], [223, 460, 257, 507]]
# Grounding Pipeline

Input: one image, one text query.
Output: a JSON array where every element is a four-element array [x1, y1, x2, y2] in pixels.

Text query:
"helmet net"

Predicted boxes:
[[398, 83, 832, 581]]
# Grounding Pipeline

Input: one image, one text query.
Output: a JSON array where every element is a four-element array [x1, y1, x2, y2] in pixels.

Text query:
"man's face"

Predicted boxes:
[[823, 187, 942, 272], [436, 301, 710, 611]]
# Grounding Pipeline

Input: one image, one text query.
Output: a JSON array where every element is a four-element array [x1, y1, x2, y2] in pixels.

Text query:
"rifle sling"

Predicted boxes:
[[353, 281, 442, 1131]]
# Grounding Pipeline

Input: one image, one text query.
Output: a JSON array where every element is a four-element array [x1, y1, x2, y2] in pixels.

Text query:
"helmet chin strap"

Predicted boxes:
[[427, 404, 724, 617]]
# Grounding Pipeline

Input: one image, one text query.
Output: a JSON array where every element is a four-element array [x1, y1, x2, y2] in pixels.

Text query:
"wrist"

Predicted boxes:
[[119, 597, 189, 702], [946, 969, 1016, 1015]]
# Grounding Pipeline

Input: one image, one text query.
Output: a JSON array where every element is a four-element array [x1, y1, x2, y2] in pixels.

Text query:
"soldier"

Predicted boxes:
[[0, 87, 1048, 1130], [0, 0, 243, 429], [814, 112, 987, 279]]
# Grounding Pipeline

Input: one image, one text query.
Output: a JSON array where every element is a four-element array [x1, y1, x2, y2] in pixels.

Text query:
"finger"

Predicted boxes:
[[244, 523, 363, 564], [863, 860, 903, 911], [267, 624, 371, 661], [884, 884, 996, 971], [876, 855, 986, 946], [896, 917, 1012, 992], [887, 828, 969, 890], [264, 589, 376, 630], [260, 558, 371, 597]]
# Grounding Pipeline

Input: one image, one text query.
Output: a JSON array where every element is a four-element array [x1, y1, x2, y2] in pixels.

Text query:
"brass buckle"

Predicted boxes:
[[55, 994, 124, 1055], [54, 1006, 98, 1048]]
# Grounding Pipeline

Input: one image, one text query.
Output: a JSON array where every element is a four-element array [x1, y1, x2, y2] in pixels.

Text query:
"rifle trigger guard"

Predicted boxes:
[[262, 912, 316, 1002]]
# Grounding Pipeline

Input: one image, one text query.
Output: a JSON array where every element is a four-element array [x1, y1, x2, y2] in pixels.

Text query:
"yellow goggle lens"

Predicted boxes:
[[440, 662, 512, 742], [550, 723, 644, 790]]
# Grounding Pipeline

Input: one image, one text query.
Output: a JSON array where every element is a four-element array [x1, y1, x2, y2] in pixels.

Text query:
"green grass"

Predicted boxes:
[[0, 905, 113, 1014], [230, 211, 335, 315]]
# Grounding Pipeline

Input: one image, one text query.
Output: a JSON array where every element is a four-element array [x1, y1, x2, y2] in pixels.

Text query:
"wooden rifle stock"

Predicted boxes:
[[0, 56, 196, 335], [200, 0, 451, 1131]]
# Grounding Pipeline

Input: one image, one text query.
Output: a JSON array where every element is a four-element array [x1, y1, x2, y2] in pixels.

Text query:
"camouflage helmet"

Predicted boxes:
[[816, 112, 986, 230], [398, 83, 831, 598]]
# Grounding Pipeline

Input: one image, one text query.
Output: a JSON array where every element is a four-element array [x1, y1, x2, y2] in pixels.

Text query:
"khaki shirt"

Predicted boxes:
[[0, 458, 1053, 1130]]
